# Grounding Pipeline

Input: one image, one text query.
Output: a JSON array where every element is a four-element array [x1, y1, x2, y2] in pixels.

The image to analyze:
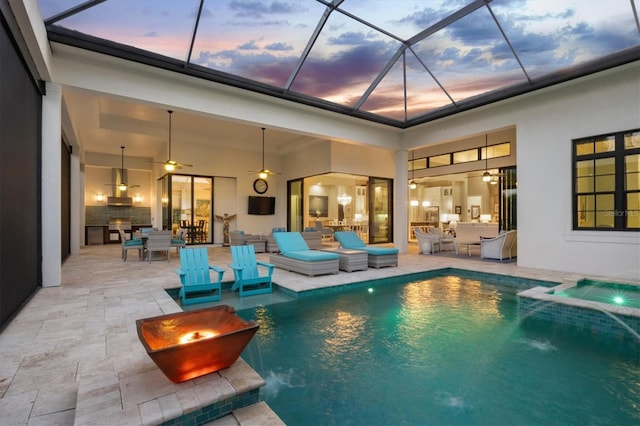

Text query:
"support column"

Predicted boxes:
[[41, 82, 62, 287], [394, 149, 409, 253], [70, 152, 82, 254]]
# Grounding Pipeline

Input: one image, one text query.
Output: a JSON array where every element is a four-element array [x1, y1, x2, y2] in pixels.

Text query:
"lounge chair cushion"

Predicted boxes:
[[273, 232, 338, 261], [284, 250, 339, 261], [334, 231, 399, 255], [360, 246, 398, 255]]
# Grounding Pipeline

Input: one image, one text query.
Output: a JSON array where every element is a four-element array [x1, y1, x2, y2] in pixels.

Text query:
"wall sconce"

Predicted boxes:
[[134, 194, 143, 203], [410, 199, 419, 207], [480, 214, 492, 223], [422, 200, 431, 207], [96, 193, 104, 202]]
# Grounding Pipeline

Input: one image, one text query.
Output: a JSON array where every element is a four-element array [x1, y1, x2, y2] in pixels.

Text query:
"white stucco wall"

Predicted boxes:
[[405, 62, 640, 281], [40, 23, 640, 280]]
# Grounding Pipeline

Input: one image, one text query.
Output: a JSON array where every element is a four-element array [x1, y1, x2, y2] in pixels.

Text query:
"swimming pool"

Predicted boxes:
[[238, 274, 640, 425]]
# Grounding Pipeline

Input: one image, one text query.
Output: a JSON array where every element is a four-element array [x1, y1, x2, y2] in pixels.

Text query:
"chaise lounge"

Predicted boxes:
[[270, 232, 339, 276], [333, 231, 399, 268]]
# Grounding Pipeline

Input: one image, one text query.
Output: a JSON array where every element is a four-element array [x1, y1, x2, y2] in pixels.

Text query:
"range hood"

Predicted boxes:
[[107, 168, 133, 206]]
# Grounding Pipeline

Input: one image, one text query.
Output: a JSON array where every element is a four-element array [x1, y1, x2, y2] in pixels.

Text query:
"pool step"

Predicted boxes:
[[206, 401, 285, 425], [73, 358, 276, 425]]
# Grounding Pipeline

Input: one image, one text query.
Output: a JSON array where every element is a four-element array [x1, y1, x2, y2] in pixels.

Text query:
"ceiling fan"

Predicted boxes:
[[153, 110, 193, 171], [249, 127, 279, 179], [106, 146, 140, 191]]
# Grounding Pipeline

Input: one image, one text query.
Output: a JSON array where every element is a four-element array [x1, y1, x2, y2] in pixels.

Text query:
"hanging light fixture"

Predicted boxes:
[[408, 149, 417, 189], [250, 127, 279, 179], [482, 134, 492, 182], [165, 111, 176, 171], [155, 110, 193, 171], [259, 128, 269, 179], [117, 146, 139, 191]]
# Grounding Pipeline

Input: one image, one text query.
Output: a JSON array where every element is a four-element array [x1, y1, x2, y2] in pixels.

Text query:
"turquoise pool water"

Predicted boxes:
[[238, 275, 640, 426], [553, 279, 640, 309]]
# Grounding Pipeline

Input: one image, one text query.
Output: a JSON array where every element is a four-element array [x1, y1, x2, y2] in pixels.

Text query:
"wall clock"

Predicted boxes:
[[253, 178, 268, 194]]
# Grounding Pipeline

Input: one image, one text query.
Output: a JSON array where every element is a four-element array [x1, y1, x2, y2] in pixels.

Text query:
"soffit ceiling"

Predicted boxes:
[[39, 0, 640, 129]]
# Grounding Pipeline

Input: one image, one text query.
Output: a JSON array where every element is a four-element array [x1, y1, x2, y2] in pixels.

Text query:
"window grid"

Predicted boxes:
[[416, 142, 511, 170], [573, 129, 640, 230]]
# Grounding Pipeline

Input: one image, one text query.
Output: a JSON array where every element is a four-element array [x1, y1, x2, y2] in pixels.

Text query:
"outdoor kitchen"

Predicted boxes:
[[84, 164, 153, 245]]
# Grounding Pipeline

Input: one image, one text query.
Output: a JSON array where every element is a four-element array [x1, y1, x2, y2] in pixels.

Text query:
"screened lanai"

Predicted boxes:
[[38, 0, 640, 127]]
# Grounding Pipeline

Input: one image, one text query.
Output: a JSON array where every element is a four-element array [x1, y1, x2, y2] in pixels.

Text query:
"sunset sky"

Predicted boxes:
[[38, 0, 640, 122]]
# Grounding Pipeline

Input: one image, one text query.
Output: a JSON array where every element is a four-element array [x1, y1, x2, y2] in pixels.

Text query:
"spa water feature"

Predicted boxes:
[[237, 273, 639, 425]]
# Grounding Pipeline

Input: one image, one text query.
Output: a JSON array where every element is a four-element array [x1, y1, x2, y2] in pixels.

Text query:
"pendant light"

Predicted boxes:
[[116, 146, 139, 191], [156, 110, 193, 171], [165, 110, 175, 172], [408, 150, 417, 189], [250, 127, 279, 178], [259, 128, 269, 179], [482, 134, 492, 182]]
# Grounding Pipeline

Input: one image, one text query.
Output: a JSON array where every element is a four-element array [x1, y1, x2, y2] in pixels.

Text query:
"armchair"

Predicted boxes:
[[414, 228, 439, 254], [428, 227, 455, 251], [480, 230, 517, 260]]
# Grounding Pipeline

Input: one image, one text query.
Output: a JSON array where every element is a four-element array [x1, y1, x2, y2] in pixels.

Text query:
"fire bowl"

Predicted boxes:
[[136, 305, 259, 383]]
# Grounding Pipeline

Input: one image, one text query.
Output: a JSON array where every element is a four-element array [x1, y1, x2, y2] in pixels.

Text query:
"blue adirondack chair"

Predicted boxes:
[[229, 245, 274, 297], [175, 247, 224, 305]]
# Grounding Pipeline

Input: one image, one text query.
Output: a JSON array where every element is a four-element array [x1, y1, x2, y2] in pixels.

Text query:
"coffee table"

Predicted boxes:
[[455, 240, 481, 256]]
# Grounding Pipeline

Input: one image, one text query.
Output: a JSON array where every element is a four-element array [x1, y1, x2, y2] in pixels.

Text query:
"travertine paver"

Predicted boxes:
[[0, 243, 628, 425]]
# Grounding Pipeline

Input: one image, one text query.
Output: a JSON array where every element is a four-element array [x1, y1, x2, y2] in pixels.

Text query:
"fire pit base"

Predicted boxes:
[[136, 305, 259, 383]]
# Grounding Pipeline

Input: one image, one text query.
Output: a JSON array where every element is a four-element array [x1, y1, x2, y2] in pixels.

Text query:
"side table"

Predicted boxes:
[[320, 248, 368, 272]]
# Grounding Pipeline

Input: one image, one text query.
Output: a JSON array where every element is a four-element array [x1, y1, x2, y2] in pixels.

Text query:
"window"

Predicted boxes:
[[428, 153, 451, 168], [573, 129, 640, 230], [453, 148, 478, 164]]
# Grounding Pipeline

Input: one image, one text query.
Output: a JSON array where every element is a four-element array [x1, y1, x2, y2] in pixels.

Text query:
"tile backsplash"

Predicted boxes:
[[86, 206, 152, 225]]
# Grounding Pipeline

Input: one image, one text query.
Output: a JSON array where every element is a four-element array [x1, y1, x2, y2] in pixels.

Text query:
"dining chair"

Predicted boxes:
[[145, 230, 172, 262], [118, 229, 144, 261]]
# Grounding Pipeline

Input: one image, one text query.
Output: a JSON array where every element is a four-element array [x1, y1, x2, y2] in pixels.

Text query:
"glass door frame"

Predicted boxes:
[[160, 173, 214, 245], [288, 174, 393, 244]]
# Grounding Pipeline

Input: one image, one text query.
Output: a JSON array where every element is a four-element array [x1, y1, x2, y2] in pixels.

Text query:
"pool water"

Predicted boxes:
[[238, 275, 640, 426], [553, 280, 640, 309]]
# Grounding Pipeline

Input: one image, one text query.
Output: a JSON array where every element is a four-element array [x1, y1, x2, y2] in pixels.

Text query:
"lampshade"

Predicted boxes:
[[480, 214, 492, 223]]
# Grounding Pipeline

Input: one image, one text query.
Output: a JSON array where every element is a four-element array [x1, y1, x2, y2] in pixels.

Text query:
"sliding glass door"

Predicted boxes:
[[161, 174, 213, 244], [369, 177, 393, 243], [288, 178, 303, 232]]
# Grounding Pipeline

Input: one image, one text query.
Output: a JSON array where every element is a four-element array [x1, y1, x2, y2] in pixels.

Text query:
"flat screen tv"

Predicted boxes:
[[248, 196, 275, 215]]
